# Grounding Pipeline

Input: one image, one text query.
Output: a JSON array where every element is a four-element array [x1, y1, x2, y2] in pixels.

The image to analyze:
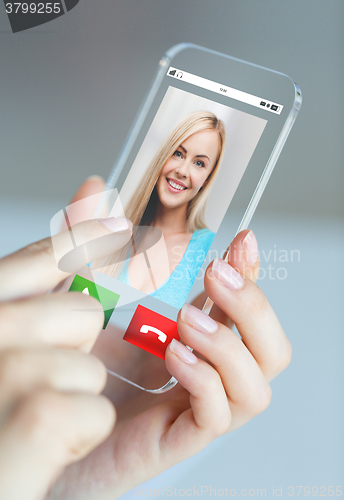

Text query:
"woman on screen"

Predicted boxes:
[[100, 111, 226, 309]]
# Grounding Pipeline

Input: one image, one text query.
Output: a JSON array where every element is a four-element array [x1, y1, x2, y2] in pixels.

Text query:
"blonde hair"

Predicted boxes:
[[96, 111, 225, 276], [125, 110, 225, 232]]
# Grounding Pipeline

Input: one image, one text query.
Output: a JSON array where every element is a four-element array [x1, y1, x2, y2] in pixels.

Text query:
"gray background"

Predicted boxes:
[[0, 0, 343, 219], [0, 1, 343, 498]]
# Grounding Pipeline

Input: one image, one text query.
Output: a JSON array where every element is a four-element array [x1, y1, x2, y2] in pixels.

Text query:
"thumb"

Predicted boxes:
[[0, 217, 132, 301], [60, 176, 107, 230]]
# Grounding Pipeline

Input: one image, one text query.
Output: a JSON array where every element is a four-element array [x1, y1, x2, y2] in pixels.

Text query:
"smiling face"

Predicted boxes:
[[156, 128, 220, 211]]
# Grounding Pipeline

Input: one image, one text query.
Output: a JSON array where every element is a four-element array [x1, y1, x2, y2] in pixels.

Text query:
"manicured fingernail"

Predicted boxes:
[[243, 230, 259, 265], [181, 304, 218, 334], [169, 339, 198, 365], [212, 258, 244, 290], [99, 217, 133, 232], [85, 175, 105, 183]]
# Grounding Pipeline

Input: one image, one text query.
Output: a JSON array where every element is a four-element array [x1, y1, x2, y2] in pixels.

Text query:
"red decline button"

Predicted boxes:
[[123, 305, 180, 360]]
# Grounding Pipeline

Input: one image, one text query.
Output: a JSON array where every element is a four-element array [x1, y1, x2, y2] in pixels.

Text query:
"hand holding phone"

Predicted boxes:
[[48, 176, 291, 500], [65, 44, 300, 392], [0, 44, 300, 499], [0, 172, 291, 499], [50, 43, 300, 495]]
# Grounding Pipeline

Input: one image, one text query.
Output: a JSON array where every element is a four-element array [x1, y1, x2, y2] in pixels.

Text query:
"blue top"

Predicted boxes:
[[118, 228, 215, 309]]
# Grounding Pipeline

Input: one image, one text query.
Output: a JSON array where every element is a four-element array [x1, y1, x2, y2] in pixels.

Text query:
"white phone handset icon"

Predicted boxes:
[[140, 325, 167, 343]]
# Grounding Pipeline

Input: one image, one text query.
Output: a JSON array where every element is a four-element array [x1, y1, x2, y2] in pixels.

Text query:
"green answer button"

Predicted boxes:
[[68, 275, 120, 329]]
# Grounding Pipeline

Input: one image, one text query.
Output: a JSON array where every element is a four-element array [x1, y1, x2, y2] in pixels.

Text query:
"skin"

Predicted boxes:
[[156, 128, 220, 212], [0, 176, 291, 500], [128, 129, 220, 293], [0, 213, 123, 500]]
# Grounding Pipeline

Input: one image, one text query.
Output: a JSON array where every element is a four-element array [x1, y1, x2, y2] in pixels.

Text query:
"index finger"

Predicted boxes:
[[0, 217, 132, 301], [207, 229, 260, 327]]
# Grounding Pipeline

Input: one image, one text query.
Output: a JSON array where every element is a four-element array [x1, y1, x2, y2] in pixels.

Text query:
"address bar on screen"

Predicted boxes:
[[167, 67, 283, 115]]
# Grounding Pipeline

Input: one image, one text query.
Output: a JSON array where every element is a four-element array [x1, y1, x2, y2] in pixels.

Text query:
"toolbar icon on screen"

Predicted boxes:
[[123, 305, 180, 360], [69, 275, 120, 329]]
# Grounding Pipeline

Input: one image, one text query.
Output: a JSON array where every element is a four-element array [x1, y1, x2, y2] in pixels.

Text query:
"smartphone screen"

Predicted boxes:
[[63, 48, 300, 391]]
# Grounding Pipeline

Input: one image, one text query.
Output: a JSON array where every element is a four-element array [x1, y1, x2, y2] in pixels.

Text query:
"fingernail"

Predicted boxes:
[[242, 230, 259, 265], [99, 217, 133, 232], [169, 339, 198, 365], [181, 304, 218, 334], [85, 175, 105, 183], [212, 258, 244, 290]]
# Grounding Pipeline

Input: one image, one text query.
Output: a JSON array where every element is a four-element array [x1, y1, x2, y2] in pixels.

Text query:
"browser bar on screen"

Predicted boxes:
[[167, 67, 283, 115]]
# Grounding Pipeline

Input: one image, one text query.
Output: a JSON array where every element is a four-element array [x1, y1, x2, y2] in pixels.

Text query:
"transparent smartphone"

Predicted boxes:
[[55, 43, 301, 393]]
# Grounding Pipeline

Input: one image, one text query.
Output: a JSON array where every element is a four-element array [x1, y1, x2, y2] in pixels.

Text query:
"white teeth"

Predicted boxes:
[[168, 179, 184, 191]]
